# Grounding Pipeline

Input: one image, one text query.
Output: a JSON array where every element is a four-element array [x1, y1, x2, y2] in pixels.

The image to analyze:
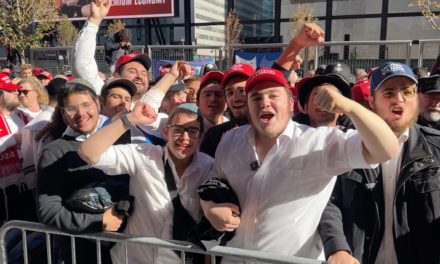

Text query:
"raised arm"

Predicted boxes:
[[71, 0, 111, 94], [315, 88, 400, 164]]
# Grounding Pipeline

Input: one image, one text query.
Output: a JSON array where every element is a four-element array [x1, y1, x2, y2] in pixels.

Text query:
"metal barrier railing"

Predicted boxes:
[[147, 45, 224, 71], [0, 220, 325, 264], [418, 39, 440, 68], [30, 46, 145, 75]]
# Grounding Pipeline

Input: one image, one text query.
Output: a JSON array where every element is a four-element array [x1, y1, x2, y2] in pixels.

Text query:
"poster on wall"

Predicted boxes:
[[234, 51, 282, 69], [153, 59, 214, 79], [57, 0, 174, 20]]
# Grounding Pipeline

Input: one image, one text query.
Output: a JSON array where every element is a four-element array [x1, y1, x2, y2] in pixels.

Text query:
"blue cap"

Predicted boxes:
[[170, 103, 202, 118], [370, 62, 418, 94]]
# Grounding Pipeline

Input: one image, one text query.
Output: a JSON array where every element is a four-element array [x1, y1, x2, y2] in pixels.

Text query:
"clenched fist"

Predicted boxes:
[[292, 23, 325, 47], [314, 87, 354, 114], [126, 102, 158, 126]]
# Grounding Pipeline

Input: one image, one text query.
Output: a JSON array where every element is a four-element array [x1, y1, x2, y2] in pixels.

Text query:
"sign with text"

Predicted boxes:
[[58, 0, 174, 20]]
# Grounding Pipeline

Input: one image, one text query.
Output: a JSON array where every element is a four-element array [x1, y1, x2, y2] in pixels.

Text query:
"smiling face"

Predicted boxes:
[[225, 76, 248, 120], [117, 61, 149, 98], [370, 76, 419, 135], [163, 111, 202, 163], [62, 93, 100, 135], [305, 85, 342, 128], [247, 81, 293, 139]]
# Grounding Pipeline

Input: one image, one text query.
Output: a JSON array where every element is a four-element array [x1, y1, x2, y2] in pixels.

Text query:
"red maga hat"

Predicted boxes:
[[0, 74, 20, 90], [244, 68, 288, 94], [221, 63, 255, 88]]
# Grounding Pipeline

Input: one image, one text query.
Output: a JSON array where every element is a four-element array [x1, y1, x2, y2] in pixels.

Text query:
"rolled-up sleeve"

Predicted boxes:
[[136, 86, 168, 139], [92, 144, 140, 176], [322, 128, 377, 176]]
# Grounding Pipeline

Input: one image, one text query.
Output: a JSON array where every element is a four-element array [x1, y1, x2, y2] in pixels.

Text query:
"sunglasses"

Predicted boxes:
[[18, 90, 35, 96]]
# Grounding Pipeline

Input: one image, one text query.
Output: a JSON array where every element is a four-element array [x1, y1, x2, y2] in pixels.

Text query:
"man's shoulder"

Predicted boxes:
[[417, 124, 440, 139], [206, 121, 237, 135], [42, 137, 79, 156], [23, 108, 53, 131]]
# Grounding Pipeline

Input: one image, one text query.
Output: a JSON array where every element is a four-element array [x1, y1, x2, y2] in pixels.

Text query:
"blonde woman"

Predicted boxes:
[[18, 77, 49, 119]]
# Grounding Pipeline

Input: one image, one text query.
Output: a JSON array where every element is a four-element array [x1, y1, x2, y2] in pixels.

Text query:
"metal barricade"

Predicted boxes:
[[418, 39, 440, 69], [0, 220, 325, 264], [30, 46, 145, 75], [147, 45, 224, 71]]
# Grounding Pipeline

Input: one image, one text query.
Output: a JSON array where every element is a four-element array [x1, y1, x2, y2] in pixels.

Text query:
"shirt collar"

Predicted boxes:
[[164, 145, 202, 179], [62, 115, 108, 142], [245, 119, 294, 143], [400, 128, 410, 143]]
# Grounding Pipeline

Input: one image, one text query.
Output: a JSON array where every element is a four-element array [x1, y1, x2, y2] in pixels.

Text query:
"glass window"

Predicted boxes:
[[281, 0, 326, 18], [235, 0, 274, 21], [195, 0, 226, 22], [240, 23, 274, 38], [389, 0, 418, 13], [333, 0, 382, 15]]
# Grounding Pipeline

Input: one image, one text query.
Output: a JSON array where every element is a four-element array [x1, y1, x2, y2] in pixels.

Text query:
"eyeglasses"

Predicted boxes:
[[201, 90, 224, 99], [18, 90, 35, 96], [225, 88, 245, 98], [60, 102, 95, 116], [163, 90, 187, 105], [379, 86, 417, 100], [167, 125, 201, 139], [423, 93, 440, 102]]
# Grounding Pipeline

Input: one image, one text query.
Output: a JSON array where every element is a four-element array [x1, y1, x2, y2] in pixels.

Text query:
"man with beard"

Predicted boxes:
[[201, 56, 400, 264], [0, 73, 38, 223], [319, 62, 440, 264], [417, 74, 440, 127], [71, 0, 150, 102]]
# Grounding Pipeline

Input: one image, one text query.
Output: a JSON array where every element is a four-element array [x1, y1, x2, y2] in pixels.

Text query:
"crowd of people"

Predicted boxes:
[[1, 0, 440, 264]]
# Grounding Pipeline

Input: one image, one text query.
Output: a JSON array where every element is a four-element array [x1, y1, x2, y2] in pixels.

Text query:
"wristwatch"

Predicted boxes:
[[121, 114, 133, 130]]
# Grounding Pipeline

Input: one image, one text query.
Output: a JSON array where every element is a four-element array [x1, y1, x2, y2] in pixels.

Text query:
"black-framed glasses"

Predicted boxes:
[[60, 102, 95, 116], [18, 89, 35, 96], [167, 125, 201, 139], [379, 86, 417, 100]]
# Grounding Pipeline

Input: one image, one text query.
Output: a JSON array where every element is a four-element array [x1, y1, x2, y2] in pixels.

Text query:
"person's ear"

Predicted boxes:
[[163, 125, 170, 142], [304, 103, 308, 114], [95, 98, 101, 111]]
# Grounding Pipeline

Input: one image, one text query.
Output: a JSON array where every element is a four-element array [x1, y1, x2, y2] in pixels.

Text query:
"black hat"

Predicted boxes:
[[298, 76, 353, 109], [154, 74, 185, 92], [46, 78, 67, 96], [199, 63, 218, 77], [102, 78, 137, 97], [412, 66, 429, 79], [418, 74, 440, 94], [324, 63, 355, 86]]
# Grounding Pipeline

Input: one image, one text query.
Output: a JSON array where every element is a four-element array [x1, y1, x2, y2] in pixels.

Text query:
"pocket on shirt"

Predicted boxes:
[[270, 169, 303, 205], [412, 173, 440, 220]]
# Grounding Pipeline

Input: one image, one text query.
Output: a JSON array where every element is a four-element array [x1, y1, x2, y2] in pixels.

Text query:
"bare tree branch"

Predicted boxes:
[[409, 1, 440, 30]]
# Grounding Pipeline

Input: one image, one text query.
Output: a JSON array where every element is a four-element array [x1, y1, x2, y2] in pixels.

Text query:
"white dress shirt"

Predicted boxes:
[[375, 129, 409, 264], [92, 144, 214, 264], [210, 120, 375, 264]]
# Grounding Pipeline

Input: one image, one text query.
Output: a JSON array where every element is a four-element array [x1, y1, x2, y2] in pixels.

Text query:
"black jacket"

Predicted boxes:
[[318, 124, 440, 264], [417, 115, 435, 128], [293, 112, 354, 129], [37, 135, 130, 264], [200, 121, 237, 158], [104, 33, 130, 64]]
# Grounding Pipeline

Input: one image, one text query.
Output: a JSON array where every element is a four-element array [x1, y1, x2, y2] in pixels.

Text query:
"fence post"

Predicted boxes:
[[315, 46, 319, 70], [147, 46, 152, 67], [303, 47, 309, 77], [219, 47, 223, 71], [229, 46, 234, 68], [405, 43, 412, 66], [418, 41, 424, 67]]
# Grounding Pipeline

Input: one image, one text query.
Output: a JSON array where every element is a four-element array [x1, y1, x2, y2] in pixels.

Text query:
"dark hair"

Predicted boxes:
[[0, 90, 4, 106], [57, 83, 98, 108], [116, 64, 126, 76], [35, 106, 67, 142], [315, 65, 327, 76], [47, 78, 67, 102], [304, 83, 340, 107], [101, 84, 132, 104], [115, 29, 132, 43], [196, 80, 222, 102], [167, 108, 204, 135]]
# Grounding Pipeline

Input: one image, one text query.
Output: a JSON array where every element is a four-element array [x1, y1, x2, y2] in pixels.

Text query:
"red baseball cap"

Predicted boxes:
[[67, 76, 73, 81], [115, 53, 152, 73], [245, 68, 288, 94], [295, 77, 311, 93], [38, 71, 53, 80], [221, 63, 255, 88], [200, 71, 224, 87], [0, 74, 20, 90], [1, 68, 11, 75], [368, 67, 379, 79], [159, 67, 171, 75], [33, 67, 42, 76]]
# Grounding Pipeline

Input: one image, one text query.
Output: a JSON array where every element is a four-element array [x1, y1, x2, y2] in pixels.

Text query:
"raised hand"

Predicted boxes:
[[170, 61, 195, 80], [292, 23, 325, 47], [127, 102, 157, 125], [314, 87, 354, 114], [88, 0, 111, 26]]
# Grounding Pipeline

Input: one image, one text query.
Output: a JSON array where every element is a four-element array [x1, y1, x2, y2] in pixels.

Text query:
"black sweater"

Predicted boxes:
[[37, 135, 129, 264]]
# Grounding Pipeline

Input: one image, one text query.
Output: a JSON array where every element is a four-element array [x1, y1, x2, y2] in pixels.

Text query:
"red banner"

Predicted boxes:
[[58, 0, 174, 20]]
